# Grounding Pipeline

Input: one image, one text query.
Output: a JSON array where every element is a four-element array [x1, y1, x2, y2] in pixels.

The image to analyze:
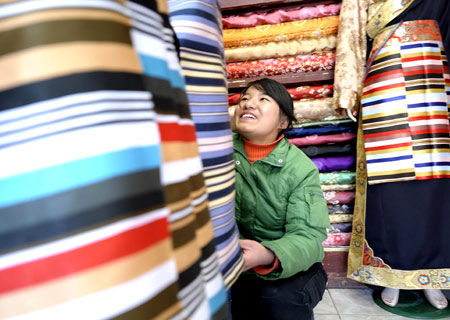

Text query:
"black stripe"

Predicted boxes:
[[372, 53, 401, 65], [195, 121, 231, 131], [368, 172, 415, 182], [178, 259, 202, 289], [0, 189, 165, 254], [180, 55, 223, 67], [367, 64, 402, 78], [171, 222, 197, 249], [405, 84, 445, 91], [0, 19, 131, 56], [178, 38, 221, 55], [413, 143, 450, 150], [184, 76, 226, 87], [169, 8, 218, 23], [208, 183, 235, 201], [411, 132, 450, 139], [363, 113, 408, 124], [202, 154, 234, 167], [363, 123, 409, 135], [0, 71, 147, 111], [212, 300, 230, 320], [405, 73, 444, 81], [0, 169, 163, 235]]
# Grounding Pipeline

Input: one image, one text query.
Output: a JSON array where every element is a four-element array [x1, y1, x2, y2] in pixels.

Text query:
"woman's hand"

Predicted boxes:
[[240, 239, 275, 271]]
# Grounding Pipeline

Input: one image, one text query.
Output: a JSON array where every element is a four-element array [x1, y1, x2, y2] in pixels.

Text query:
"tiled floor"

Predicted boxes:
[[313, 288, 450, 320]]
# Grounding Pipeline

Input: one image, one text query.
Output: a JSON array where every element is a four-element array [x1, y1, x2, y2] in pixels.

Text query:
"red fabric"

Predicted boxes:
[[253, 257, 281, 275], [226, 52, 335, 79]]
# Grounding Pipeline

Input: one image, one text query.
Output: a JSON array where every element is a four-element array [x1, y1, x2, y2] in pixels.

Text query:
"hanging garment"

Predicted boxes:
[[168, 0, 244, 291], [348, 0, 450, 290], [0, 0, 228, 318]]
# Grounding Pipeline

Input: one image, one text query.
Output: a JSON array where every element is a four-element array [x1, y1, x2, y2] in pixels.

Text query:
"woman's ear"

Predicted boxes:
[[278, 116, 289, 130]]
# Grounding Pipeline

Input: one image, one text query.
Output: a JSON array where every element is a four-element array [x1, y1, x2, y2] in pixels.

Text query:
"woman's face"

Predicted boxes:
[[234, 86, 288, 144]]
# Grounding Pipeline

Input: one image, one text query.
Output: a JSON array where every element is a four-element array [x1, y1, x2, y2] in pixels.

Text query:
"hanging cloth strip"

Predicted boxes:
[[222, 3, 341, 28], [226, 52, 336, 79], [293, 97, 348, 123], [225, 35, 337, 62], [223, 15, 339, 48]]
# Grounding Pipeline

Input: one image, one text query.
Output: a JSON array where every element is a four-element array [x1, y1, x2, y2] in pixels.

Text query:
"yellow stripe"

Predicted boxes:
[[406, 88, 445, 94], [416, 170, 450, 177], [363, 86, 404, 99], [180, 51, 223, 64], [182, 69, 225, 79], [0, 239, 174, 318], [203, 162, 235, 178], [374, 49, 399, 61], [0, 8, 130, 33], [180, 60, 224, 72], [206, 175, 235, 194], [363, 118, 407, 129], [0, 42, 141, 91], [366, 146, 411, 155], [402, 51, 441, 59], [362, 109, 407, 121], [370, 168, 414, 176], [413, 148, 450, 154], [172, 237, 202, 273], [209, 190, 235, 210], [409, 110, 449, 117], [161, 142, 200, 162]]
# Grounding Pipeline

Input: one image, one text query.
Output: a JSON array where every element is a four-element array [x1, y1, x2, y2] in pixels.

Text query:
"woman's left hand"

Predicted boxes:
[[240, 239, 275, 271]]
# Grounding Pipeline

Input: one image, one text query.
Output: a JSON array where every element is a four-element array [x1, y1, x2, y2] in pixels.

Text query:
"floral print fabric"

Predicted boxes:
[[293, 97, 348, 123]]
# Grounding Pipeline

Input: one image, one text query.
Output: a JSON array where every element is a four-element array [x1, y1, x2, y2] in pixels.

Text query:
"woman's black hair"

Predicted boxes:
[[240, 78, 296, 134]]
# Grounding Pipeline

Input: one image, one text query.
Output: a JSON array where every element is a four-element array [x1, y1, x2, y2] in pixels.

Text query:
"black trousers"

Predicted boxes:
[[230, 262, 327, 320]]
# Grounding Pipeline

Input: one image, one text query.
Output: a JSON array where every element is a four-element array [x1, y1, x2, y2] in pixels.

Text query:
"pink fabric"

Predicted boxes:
[[226, 52, 335, 79], [288, 132, 357, 146], [322, 232, 351, 247], [223, 3, 342, 29], [323, 191, 355, 205]]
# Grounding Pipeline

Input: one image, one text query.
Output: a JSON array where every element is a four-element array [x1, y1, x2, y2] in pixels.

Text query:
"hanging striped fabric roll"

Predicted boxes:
[[168, 0, 244, 291], [0, 0, 225, 319]]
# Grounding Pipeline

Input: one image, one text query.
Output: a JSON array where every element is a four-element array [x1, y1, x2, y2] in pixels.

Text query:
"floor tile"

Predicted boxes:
[[314, 290, 338, 315], [315, 315, 341, 320], [328, 288, 394, 316]]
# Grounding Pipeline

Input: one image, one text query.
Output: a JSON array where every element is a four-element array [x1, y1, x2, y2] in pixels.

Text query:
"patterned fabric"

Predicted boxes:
[[293, 98, 348, 123], [168, 0, 244, 291], [362, 20, 450, 184], [320, 171, 356, 185], [329, 213, 354, 223], [226, 52, 336, 80], [321, 184, 356, 191], [0, 1, 225, 318], [285, 121, 357, 138], [289, 132, 357, 146], [329, 222, 353, 233], [229, 84, 333, 106], [299, 141, 356, 158], [222, 3, 341, 28], [328, 204, 354, 214], [223, 15, 339, 48], [323, 191, 356, 205], [225, 35, 337, 62], [322, 232, 352, 247]]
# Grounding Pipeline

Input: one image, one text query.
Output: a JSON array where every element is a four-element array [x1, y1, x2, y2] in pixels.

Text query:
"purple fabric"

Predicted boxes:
[[311, 155, 356, 172], [289, 132, 356, 147], [323, 191, 355, 205]]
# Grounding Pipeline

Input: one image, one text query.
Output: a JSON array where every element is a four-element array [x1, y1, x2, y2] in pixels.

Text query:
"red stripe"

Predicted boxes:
[[158, 122, 197, 142], [416, 174, 450, 180], [409, 115, 449, 121], [402, 55, 441, 62], [365, 142, 411, 151], [403, 68, 443, 76], [364, 128, 410, 139], [365, 69, 403, 83], [410, 128, 450, 134], [0, 217, 170, 294], [363, 82, 404, 95]]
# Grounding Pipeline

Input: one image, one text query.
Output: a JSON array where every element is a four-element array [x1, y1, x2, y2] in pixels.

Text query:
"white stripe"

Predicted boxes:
[[198, 140, 233, 153], [171, 22, 222, 43], [0, 91, 152, 123], [169, 205, 194, 222], [0, 122, 161, 179], [0, 208, 169, 270], [8, 260, 178, 320], [368, 159, 415, 173], [415, 166, 450, 172], [402, 60, 444, 68], [405, 93, 447, 103], [0, 0, 128, 19], [127, 1, 162, 23], [0, 111, 156, 146], [363, 77, 405, 93], [364, 137, 411, 148], [414, 153, 450, 162], [1, 100, 154, 134], [409, 119, 450, 126], [161, 157, 204, 185], [366, 150, 412, 160]]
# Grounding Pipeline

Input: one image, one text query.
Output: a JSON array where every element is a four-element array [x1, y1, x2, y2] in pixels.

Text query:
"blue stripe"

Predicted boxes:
[[209, 286, 228, 315], [366, 155, 413, 163], [401, 42, 439, 50], [0, 146, 161, 209], [408, 102, 447, 108], [362, 95, 406, 107], [415, 162, 450, 168], [138, 54, 186, 89]]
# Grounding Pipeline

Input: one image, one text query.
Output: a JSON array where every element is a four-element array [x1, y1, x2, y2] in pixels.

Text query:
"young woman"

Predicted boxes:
[[231, 78, 330, 320]]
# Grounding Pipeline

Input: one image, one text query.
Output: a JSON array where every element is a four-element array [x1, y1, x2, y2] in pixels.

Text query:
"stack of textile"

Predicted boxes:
[[222, 2, 341, 82], [286, 119, 357, 247]]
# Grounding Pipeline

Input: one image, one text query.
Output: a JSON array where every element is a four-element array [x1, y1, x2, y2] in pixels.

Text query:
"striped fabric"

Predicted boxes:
[[168, 0, 244, 290], [0, 1, 227, 319], [362, 20, 450, 184]]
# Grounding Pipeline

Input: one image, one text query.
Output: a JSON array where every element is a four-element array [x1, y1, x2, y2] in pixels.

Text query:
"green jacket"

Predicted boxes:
[[233, 133, 330, 280]]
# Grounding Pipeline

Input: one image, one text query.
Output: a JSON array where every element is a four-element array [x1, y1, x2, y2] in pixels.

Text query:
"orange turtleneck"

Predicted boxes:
[[243, 134, 284, 164]]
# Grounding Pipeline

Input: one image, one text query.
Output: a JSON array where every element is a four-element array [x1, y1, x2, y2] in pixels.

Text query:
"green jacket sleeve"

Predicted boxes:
[[259, 165, 330, 280]]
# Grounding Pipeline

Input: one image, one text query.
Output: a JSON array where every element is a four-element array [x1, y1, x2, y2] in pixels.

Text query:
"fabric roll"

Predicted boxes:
[[322, 232, 351, 247], [225, 35, 337, 62], [328, 204, 354, 215], [228, 84, 334, 105], [292, 118, 354, 128], [222, 3, 341, 28], [168, 0, 244, 292], [223, 15, 339, 48], [299, 141, 356, 158], [329, 223, 353, 233], [293, 97, 348, 123], [320, 171, 356, 185], [321, 184, 355, 191], [329, 214, 354, 223], [0, 1, 223, 319], [285, 122, 357, 138], [323, 191, 356, 205], [312, 155, 356, 172], [289, 132, 357, 147], [226, 52, 336, 80]]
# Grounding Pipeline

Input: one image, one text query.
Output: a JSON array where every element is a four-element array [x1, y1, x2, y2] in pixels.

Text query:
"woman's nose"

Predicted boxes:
[[243, 98, 256, 109]]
